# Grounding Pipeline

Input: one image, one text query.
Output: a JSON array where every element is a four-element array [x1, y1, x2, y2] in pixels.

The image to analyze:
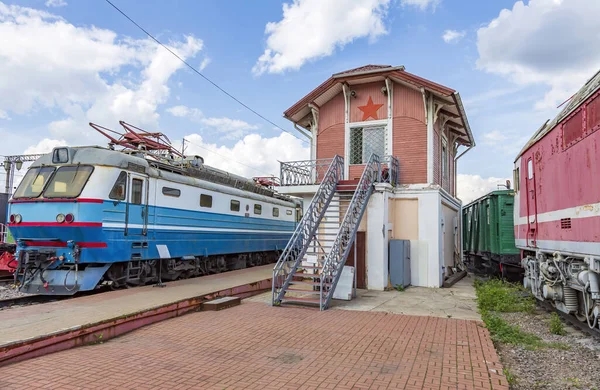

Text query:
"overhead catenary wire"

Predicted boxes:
[[104, 0, 308, 145]]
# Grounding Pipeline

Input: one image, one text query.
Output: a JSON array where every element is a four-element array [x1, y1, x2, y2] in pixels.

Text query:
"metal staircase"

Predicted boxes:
[[272, 155, 344, 306], [273, 154, 395, 310]]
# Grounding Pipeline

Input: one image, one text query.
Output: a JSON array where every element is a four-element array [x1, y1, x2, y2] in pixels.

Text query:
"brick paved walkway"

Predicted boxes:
[[0, 302, 508, 390]]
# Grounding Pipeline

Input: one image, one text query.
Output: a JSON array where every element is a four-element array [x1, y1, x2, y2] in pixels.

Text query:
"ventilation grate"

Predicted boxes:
[[561, 218, 572, 229]]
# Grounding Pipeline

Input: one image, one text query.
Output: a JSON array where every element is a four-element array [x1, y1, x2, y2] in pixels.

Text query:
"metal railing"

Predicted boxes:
[[381, 155, 400, 186], [319, 154, 381, 310], [272, 155, 344, 305], [280, 158, 335, 186]]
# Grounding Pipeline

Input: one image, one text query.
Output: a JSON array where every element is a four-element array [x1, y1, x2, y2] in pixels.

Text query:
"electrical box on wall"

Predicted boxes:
[[389, 239, 411, 288]]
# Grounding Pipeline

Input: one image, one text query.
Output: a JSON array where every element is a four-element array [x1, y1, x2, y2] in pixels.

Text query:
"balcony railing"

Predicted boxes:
[[280, 158, 334, 186], [280, 156, 400, 187]]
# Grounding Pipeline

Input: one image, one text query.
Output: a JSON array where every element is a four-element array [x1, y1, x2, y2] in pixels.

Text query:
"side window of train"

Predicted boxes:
[[527, 159, 533, 179], [200, 194, 212, 208], [272, 207, 279, 217], [513, 168, 520, 192], [286, 209, 292, 216], [162, 187, 181, 197], [131, 179, 143, 205], [254, 204, 262, 215], [230, 199, 240, 212], [109, 171, 127, 201]]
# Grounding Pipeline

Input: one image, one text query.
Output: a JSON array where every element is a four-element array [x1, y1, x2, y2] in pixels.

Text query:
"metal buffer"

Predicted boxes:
[[272, 154, 399, 310]]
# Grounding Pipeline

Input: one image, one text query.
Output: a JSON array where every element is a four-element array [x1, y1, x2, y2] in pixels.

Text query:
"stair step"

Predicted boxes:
[[281, 297, 321, 305], [293, 273, 321, 279], [285, 288, 321, 294], [289, 280, 331, 286]]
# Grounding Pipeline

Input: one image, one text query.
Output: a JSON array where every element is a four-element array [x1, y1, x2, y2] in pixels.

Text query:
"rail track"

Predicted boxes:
[[537, 300, 600, 340]]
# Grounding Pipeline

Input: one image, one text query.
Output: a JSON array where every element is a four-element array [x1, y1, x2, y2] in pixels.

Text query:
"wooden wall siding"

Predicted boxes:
[[316, 123, 344, 160], [349, 164, 366, 181], [433, 122, 441, 185], [393, 83, 426, 123], [392, 117, 427, 184], [349, 82, 388, 123], [319, 93, 345, 131], [317, 93, 345, 161]]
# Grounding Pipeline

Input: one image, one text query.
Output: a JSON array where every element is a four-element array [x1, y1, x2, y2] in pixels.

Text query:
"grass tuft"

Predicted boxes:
[[475, 279, 569, 350], [549, 312, 567, 336]]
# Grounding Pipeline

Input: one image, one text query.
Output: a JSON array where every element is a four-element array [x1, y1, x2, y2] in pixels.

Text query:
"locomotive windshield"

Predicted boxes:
[[43, 165, 94, 198], [13, 167, 55, 198], [13, 165, 94, 199]]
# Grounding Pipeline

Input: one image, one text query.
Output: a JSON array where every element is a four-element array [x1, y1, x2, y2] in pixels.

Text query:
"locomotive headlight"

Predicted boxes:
[[9, 214, 15, 224], [14, 214, 22, 224], [65, 213, 75, 223], [56, 213, 66, 223]]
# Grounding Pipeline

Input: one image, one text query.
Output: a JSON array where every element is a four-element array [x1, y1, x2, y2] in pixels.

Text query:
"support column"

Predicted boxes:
[[366, 184, 392, 290]]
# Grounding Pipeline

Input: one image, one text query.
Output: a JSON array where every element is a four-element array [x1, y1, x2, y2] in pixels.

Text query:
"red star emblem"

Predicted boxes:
[[357, 96, 384, 121]]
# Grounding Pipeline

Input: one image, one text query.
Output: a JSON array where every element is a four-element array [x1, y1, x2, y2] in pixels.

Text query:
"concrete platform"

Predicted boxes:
[[0, 265, 273, 366], [250, 274, 480, 321], [0, 301, 509, 390]]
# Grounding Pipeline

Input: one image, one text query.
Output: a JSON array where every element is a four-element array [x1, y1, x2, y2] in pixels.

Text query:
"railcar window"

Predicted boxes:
[[109, 171, 127, 201], [527, 160, 533, 179], [43, 165, 94, 198], [131, 179, 143, 205], [254, 204, 262, 215], [162, 187, 181, 197], [13, 167, 55, 198], [513, 168, 520, 192], [200, 194, 212, 208], [286, 210, 292, 216], [230, 200, 240, 212], [273, 207, 279, 217]]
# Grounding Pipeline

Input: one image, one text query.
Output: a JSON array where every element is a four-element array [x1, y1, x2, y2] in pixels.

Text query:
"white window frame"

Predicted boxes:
[[345, 119, 389, 170]]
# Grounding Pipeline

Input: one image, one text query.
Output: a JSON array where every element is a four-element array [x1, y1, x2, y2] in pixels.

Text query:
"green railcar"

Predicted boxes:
[[462, 190, 521, 279]]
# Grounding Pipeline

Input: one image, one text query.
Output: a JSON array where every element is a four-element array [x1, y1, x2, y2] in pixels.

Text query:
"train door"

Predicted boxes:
[[525, 157, 537, 247], [125, 173, 149, 237]]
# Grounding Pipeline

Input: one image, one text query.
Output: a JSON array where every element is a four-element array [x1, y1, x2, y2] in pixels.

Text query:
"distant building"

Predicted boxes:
[[277, 65, 475, 289]]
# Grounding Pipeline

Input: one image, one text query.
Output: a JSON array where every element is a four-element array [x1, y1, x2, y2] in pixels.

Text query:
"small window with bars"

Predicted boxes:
[[349, 126, 385, 164], [561, 218, 572, 229]]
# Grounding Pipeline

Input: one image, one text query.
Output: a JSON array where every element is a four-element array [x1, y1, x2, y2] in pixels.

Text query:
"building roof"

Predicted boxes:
[[516, 68, 600, 161], [283, 64, 474, 147]]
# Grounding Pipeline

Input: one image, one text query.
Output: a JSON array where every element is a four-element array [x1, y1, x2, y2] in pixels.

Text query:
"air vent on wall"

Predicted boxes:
[[561, 218, 572, 229]]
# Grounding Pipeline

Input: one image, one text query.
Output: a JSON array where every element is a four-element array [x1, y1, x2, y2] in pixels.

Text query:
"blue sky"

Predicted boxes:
[[1, 0, 598, 201]]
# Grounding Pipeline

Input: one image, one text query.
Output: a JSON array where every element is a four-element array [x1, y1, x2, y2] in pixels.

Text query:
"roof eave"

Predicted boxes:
[[452, 92, 475, 147], [332, 65, 405, 79]]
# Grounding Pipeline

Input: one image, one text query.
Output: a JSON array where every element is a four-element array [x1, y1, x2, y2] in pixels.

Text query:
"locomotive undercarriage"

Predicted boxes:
[[523, 251, 600, 330], [104, 250, 281, 289]]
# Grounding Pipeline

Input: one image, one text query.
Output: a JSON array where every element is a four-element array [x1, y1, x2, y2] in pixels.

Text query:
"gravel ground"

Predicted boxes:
[[497, 309, 600, 390], [0, 285, 30, 300]]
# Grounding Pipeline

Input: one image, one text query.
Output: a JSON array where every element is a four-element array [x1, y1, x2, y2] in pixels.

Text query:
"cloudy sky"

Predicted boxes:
[[1, 0, 599, 203]]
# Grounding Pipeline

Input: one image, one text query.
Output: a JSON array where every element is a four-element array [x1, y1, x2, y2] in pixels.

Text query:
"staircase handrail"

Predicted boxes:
[[319, 153, 381, 310], [272, 155, 344, 305]]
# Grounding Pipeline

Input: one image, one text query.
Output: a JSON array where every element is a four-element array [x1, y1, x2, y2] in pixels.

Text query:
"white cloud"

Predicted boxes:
[[442, 29, 465, 43], [253, 0, 390, 75], [477, 0, 600, 110], [0, 3, 203, 146], [166, 104, 258, 139], [45, 0, 67, 7], [457, 174, 511, 204], [199, 57, 211, 71], [482, 130, 508, 144], [400, 0, 440, 11], [181, 132, 310, 179], [23, 138, 67, 155]]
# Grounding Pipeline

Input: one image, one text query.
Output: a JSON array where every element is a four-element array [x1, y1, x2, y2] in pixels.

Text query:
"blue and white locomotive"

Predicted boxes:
[[7, 123, 300, 294]]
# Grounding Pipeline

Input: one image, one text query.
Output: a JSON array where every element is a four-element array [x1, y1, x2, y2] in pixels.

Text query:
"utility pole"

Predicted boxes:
[[1, 154, 43, 195]]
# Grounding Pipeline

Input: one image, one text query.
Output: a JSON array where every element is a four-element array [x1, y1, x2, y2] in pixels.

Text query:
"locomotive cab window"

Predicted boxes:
[[230, 199, 240, 212], [272, 207, 279, 217], [13, 166, 55, 199], [43, 165, 94, 198], [131, 179, 143, 205], [109, 171, 127, 200], [527, 159, 533, 179], [162, 187, 181, 197], [254, 204, 262, 215], [513, 168, 520, 192], [200, 194, 212, 208]]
